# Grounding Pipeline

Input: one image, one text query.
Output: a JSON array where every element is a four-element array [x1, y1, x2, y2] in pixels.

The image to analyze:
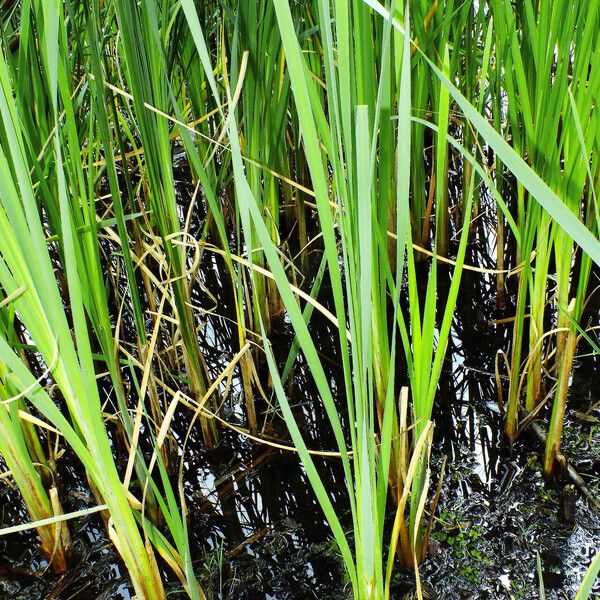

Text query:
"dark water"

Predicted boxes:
[[1, 172, 599, 599]]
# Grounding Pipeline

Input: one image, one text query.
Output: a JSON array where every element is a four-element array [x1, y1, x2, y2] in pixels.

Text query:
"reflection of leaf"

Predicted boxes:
[[574, 412, 600, 425]]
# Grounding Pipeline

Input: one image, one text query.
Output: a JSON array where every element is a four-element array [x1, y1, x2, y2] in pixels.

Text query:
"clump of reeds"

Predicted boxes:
[[0, 1, 598, 599]]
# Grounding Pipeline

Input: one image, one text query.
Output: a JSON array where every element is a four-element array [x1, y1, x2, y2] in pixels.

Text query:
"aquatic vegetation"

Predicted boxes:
[[0, 0, 598, 598], [578, 550, 600, 600], [495, 1, 599, 478]]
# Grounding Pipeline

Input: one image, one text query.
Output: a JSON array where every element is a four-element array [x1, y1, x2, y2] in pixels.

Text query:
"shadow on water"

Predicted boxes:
[[1, 169, 599, 599]]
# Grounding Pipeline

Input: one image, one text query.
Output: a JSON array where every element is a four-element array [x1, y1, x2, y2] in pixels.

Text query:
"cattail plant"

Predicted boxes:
[[494, 1, 599, 476], [1, 0, 600, 598], [0, 355, 71, 573]]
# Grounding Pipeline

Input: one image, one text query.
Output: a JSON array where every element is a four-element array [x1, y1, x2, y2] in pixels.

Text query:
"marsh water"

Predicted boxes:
[[1, 167, 599, 600]]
